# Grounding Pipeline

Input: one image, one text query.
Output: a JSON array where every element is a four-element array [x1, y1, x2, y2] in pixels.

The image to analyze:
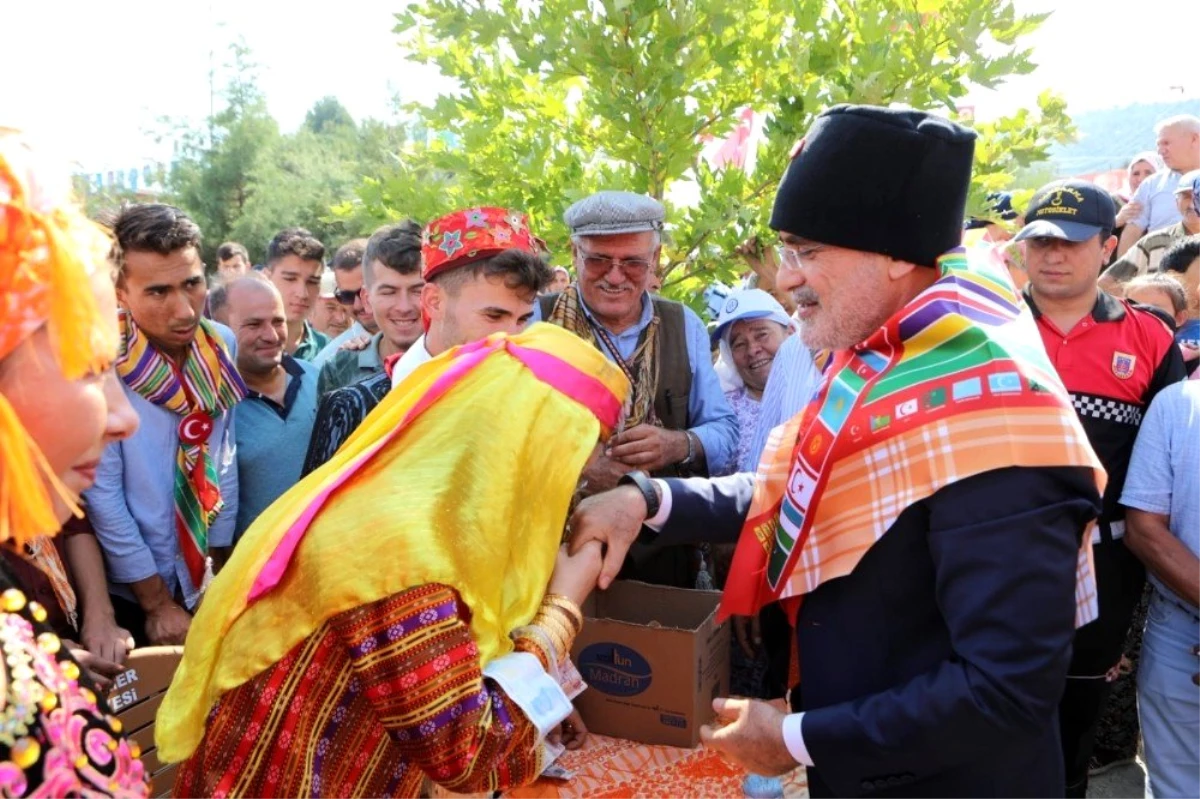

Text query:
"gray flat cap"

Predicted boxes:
[[564, 191, 665, 236]]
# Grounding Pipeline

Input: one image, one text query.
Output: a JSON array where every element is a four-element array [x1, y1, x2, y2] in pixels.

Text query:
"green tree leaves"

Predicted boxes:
[[355, 0, 1073, 308], [163, 44, 408, 266]]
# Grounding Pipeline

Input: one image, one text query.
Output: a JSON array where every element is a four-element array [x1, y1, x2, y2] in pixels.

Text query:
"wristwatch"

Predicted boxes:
[[618, 469, 661, 520], [678, 430, 698, 467]]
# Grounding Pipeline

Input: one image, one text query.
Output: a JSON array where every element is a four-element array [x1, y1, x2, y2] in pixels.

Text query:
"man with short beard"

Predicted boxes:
[[568, 105, 1107, 796], [86, 204, 246, 647], [225, 278, 319, 543]]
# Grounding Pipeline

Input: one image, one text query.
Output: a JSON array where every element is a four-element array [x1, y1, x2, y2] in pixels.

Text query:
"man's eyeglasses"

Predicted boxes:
[[334, 288, 360, 306], [777, 244, 825, 271], [579, 251, 655, 279]]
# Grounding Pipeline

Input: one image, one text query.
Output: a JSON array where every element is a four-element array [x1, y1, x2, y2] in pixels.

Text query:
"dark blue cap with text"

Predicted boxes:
[[1014, 180, 1116, 243]]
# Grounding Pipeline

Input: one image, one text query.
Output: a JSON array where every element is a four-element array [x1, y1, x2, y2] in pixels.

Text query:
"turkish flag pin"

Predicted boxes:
[[178, 411, 214, 446]]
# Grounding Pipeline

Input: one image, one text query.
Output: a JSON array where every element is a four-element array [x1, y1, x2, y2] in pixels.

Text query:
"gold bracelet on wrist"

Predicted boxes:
[[513, 625, 557, 672], [541, 594, 584, 632], [532, 612, 573, 658], [541, 603, 582, 638]]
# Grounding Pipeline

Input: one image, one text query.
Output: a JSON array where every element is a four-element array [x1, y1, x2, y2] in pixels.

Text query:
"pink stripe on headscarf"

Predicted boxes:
[[505, 342, 624, 430], [248, 340, 502, 601], [247, 334, 624, 604]]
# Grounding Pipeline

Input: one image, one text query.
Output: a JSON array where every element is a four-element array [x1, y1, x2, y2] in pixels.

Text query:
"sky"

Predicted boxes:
[[2, 0, 1195, 173]]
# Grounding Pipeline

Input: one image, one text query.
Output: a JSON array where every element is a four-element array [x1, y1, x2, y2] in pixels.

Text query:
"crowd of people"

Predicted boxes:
[[0, 109, 1197, 799]]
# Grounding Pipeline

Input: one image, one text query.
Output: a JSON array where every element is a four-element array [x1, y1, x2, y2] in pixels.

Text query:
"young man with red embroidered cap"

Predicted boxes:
[[301, 209, 550, 475], [85, 204, 247, 647], [389, 206, 551, 386], [568, 105, 1107, 797], [1013, 178, 1186, 797]]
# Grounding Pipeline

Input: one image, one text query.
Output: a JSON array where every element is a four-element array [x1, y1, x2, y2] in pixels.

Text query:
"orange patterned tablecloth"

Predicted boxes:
[[505, 734, 809, 799]]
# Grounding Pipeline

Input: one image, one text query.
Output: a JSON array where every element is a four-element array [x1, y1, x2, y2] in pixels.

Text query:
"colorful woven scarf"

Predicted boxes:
[[155, 324, 629, 764], [547, 285, 660, 427], [721, 249, 1106, 628], [115, 313, 246, 589]]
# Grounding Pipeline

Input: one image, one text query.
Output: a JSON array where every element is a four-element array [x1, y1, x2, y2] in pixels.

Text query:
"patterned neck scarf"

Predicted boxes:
[[547, 285, 660, 427], [721, 249, 1105, 629], [115, 312, 246, 588]]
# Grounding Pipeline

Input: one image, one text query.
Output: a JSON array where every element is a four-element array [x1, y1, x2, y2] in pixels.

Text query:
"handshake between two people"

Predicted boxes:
[[550, 484, 799, 777]]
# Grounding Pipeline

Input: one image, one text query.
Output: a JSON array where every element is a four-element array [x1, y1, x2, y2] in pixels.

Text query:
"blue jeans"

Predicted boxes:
[[1138, 590, 1200, 798]]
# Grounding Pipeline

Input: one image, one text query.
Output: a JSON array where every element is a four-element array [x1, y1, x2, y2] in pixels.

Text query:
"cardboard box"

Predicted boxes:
[[571, 580, 729, 748], [106, 646, 184, 797]]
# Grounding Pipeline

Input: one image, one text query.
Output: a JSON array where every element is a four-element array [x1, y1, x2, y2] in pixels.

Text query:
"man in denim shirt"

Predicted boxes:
[[86, 205, 243, 647]]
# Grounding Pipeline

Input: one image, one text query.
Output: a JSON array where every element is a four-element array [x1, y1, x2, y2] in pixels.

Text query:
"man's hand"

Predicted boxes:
[[548, 708, 588, 751], [700, 698, 798, 776], [567, 485, 651, 590], [80, 616, 134, 666], [63, 640, 125, 693], [1115, 201, 1143, 228], [340, 334, 373, 352], [607, 424, 687, 472], [548, 541, 605, 607], [579, 453, 634, 495], [145, 602, 192, 646]]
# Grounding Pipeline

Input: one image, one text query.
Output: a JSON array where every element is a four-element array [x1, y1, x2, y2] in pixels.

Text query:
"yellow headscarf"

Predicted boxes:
[[157, 323, 630, 763], [0, 130, 117, 548]]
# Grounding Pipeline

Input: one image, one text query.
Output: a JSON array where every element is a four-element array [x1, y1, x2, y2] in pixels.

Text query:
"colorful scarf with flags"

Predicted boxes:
[[720, 248, 1106, 628], [116, 312, 246, 589]]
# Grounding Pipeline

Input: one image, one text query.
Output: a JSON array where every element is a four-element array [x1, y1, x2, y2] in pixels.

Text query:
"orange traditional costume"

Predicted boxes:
[[156, 323, 629, 798], [0, 132, 149, 796]]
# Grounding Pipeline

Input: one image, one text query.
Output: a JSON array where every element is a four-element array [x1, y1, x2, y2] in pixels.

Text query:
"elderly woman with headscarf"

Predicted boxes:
[[709, 289, 795, 699], [156, 320, 630, 798], [711, 289, 795, 474], [1116, 151, 1164, 227], [0, 132, 148, 795]]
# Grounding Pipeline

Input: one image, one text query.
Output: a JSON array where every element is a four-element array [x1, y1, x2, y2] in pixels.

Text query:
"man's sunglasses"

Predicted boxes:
[[334, 289, 361, 306]]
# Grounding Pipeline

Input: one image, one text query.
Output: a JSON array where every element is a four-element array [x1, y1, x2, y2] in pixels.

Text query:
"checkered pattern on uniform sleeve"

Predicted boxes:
[[1071, 393, 1143, 426]]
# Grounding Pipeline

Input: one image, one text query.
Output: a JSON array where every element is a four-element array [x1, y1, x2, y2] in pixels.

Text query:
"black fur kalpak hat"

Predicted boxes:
[[770, 105, 977, 267]]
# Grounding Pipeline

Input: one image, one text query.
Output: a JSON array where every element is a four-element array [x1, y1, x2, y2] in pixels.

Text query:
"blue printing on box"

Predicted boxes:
[[578, 642, 652, 697]]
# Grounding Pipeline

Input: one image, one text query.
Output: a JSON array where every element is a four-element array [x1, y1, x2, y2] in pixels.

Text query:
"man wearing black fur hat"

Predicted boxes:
[[568, 105, 1107, 797]]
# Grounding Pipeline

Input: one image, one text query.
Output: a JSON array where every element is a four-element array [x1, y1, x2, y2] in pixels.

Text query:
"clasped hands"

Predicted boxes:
[[562, 480, 799, 775]]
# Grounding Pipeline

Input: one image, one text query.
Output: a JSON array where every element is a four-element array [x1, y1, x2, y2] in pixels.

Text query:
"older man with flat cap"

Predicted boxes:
[[536, 190, 738, 588], [569, 105, 1107, 797]]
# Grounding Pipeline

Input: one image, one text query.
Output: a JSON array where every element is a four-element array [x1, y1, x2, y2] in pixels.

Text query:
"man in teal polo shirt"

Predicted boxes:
[[225, 278, 319, 545]]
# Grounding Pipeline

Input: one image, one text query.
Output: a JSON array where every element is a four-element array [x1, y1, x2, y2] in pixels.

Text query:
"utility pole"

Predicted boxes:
[[208, 0, 215, 149]]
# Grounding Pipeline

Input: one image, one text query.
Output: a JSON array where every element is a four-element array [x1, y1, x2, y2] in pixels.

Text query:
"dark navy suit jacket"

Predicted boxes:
[[657, 466, 1101, 798]]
